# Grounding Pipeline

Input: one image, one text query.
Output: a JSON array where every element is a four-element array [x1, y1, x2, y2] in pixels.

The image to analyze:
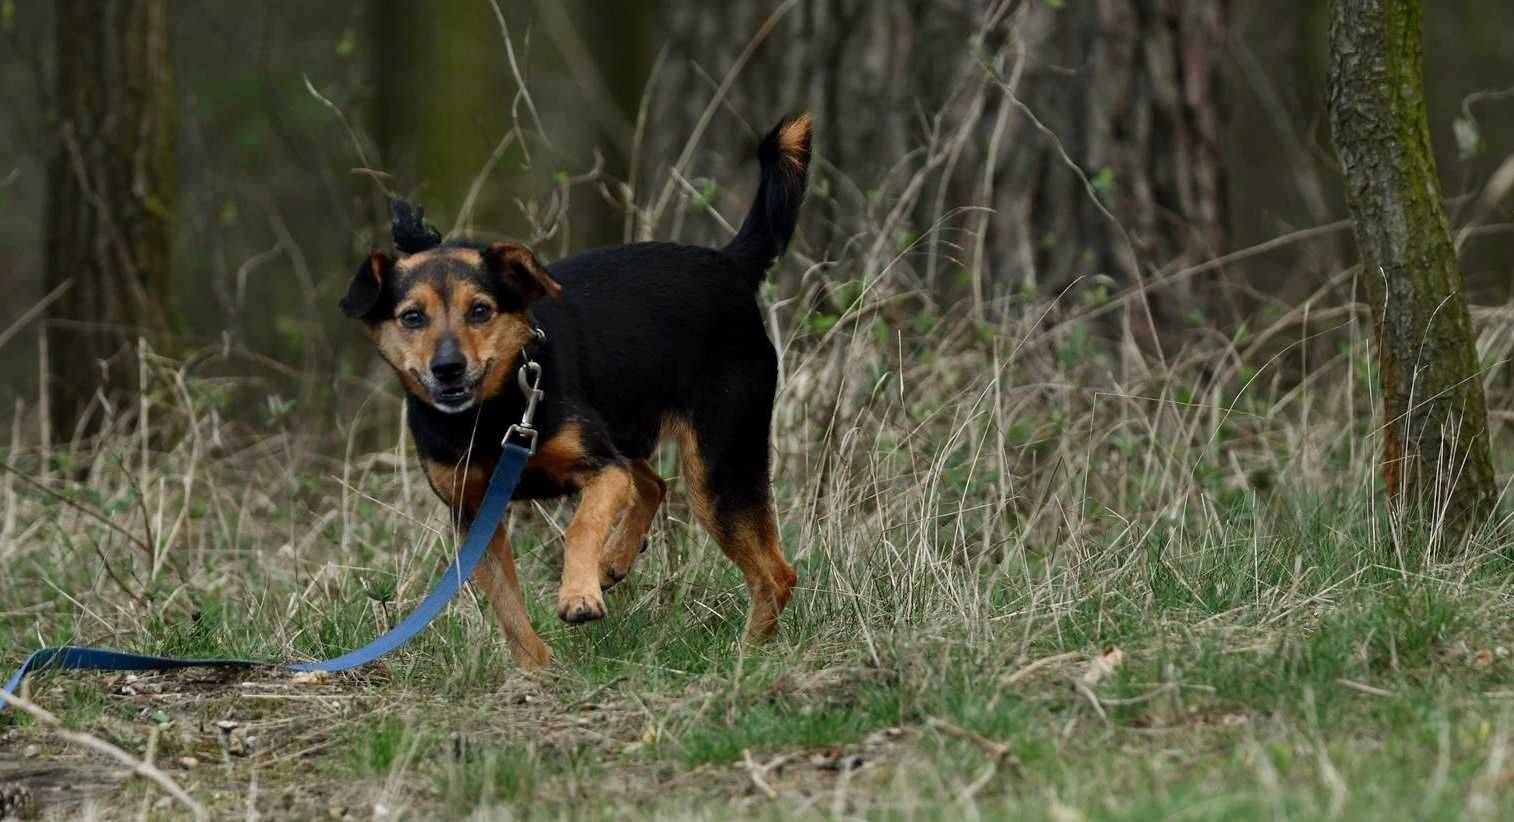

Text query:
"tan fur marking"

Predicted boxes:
[[557, 465, 635, 623], [372, 269, 533, 408], [529, 422, 588, 485], [673, 420, 795, 641], [721, 510, 797, 641], [777, 112, 813, 171], [395, 246, 482, 273], [599, 459, 667, 588], [672, 422, 717, 528], [423, 458, 489, 512], [423, 454, 550, 669], [469, 517, 551, 669], [447, 275, 532, 402], [376, 283, 445, 400]]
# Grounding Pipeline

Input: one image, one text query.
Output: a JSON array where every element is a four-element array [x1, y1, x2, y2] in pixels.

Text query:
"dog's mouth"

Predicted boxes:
[[417, 359, 495, 414], [428, 378, 481, 413], [434, 385, 473, 406]]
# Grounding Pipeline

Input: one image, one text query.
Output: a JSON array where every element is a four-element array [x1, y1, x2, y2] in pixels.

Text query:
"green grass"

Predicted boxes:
[[8, 461, 1514, 820], [343, 714, 435, 776]]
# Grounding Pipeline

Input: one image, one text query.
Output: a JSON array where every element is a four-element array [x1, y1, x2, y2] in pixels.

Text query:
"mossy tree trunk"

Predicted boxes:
[[1327, 0, 1494, 541], [42, 0, 177, 433]]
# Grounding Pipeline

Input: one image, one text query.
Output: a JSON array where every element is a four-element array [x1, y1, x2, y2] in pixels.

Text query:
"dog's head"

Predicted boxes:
[[341, 231, 561, 414]]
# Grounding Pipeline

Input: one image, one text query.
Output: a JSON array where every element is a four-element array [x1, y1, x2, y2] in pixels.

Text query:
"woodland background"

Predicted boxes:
[[1, 1, 1511, 430]]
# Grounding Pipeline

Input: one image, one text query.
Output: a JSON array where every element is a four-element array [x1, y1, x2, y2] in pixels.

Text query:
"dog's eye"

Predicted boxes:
[[466, 303, 494, 324], [398, 309, 427, 329]]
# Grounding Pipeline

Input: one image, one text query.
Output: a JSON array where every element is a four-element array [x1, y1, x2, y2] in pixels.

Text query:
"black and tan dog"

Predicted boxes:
[[340, 115, 811, 669]]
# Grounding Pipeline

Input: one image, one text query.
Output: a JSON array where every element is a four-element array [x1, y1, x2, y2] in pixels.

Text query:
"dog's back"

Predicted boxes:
[[530, 114, 813, 461]]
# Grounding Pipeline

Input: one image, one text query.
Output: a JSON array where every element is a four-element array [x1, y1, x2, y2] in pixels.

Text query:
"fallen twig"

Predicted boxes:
[[1004, 651, 1082, 685], [1337, 678, 1394, 698], [926, 717, 1019, 803], [741, 748, 796, 800], [0, 689, 207, 821]]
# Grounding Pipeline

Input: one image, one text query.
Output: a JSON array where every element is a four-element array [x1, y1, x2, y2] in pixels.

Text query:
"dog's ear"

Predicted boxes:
[[483, 241, 562, 302], [340, 252, 393, 319]]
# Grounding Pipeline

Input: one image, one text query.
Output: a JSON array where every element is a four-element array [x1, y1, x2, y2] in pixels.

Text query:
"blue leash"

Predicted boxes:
[[3, 435, 536, 712]]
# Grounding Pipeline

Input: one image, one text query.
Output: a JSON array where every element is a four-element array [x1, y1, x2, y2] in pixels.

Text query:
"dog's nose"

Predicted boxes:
[[430, 338, 467, 383]]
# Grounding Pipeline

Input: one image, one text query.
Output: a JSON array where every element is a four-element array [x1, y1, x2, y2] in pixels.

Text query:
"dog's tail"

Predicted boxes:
[[723, 113, 812, 280]]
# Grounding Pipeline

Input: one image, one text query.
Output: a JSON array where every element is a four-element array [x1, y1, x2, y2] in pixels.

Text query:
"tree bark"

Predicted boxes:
[[1327, 0, 1494, 540], [43, 0, 176, 432]]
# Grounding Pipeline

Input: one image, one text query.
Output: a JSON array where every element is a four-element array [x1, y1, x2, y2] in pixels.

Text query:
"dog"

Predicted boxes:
[[340, 114, 811, 669]]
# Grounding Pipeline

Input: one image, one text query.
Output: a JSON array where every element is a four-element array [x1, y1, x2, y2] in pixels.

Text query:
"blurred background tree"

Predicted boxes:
[[41, 0, 176, 435]]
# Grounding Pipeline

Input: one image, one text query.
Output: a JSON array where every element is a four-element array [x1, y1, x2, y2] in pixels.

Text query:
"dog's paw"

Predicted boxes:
[[557, 589, 606, 624]]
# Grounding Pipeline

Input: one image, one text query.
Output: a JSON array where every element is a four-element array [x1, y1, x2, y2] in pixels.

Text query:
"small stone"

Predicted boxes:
[[215, 720, 239, 732], [21, 744, 39, 758], [178, 756, 200, 769], [290, 670, 332, 686]]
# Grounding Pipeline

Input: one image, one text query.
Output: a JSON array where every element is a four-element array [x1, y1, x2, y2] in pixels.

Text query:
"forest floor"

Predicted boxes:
[[6, 497, 1514, 821], [6, 304, 1514, 820]]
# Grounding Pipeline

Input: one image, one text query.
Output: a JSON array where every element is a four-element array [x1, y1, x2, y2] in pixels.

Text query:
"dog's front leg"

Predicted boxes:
[[470, 521, 552, 669], [557, 465, 635, 623]]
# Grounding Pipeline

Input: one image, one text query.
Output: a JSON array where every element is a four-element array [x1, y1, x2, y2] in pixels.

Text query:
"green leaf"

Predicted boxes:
[[808, 314, 838, 334], [1089, 166, 1116, 193], [688, 178, 718, 209]]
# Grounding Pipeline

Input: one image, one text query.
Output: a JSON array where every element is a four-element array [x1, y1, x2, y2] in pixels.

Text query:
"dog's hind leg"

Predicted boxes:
[[557, 464, 635, 623], [676, 365, 796, 642], [599, 459, 667, 590]]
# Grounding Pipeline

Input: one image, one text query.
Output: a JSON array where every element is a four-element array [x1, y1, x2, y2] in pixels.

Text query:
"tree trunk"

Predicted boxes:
[[369, 0, 511, 229], [1327, 0, 1494, 540], [43, 0, 176, 433], [998, 2, 1228, 300], [368, 0, 650, 250]]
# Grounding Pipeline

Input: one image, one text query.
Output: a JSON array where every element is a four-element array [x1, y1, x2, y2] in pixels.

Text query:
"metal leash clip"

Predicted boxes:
[[504, 359, 544, 454]]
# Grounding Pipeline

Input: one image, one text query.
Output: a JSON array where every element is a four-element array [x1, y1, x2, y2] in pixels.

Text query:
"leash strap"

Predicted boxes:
[[2, 441, 532, 710]]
